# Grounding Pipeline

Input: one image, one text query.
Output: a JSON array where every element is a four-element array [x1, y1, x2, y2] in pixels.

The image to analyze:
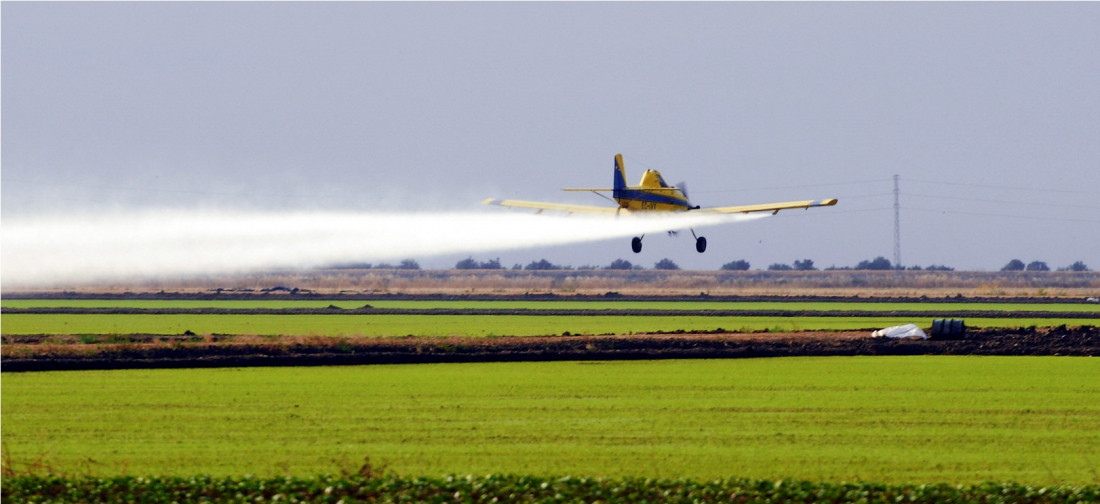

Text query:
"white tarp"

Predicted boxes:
[[872, 323, 927, 339]]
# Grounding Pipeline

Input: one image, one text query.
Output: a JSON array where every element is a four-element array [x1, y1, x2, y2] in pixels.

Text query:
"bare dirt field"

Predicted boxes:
[[4, 326, 1096, 372]]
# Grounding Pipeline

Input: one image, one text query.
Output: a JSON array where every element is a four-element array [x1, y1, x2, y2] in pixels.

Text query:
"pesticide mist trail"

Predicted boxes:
[[2, 209, 768, 286]]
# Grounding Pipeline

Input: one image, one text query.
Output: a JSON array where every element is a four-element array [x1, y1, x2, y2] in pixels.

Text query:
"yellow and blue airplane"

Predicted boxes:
[[484, 154, 838, 253]]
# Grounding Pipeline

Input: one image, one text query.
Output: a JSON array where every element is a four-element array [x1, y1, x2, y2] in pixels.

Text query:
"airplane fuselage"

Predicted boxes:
[[612, 156, 697, 212], [614, 190, 693, 211]]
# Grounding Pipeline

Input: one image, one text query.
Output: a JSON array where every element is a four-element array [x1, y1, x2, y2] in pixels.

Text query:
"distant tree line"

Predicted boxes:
[[329, 259, 421, 270], [451, 257, 681, 271], [787, 256, 949, 271], [455, 257, 504, 270], [447, 256, 1091, 272], [335, 257, 1090, 273], [1001, 259, 1090, 272], [457, 256, 937, 271]]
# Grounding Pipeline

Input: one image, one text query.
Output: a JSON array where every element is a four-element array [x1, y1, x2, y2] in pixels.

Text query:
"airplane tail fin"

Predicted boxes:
[[613, 154, 628, 197]]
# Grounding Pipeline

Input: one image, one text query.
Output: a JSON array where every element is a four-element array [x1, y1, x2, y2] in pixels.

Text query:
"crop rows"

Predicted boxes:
[[4, 358, 1098, 484], [5, 298, 1095, 340], [6, 313, 1099, 338]]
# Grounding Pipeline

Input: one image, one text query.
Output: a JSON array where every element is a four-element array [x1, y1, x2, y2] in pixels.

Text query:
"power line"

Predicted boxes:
[[694, 178, 894, 194], [903, 191, 1100, 210], [907, 206, 1100, 224], [906, 178, 1094, 195]]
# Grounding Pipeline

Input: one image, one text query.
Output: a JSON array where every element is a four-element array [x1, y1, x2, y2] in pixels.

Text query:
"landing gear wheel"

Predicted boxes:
[[631, 237, 643, 254], [695, 236, 707, 253]]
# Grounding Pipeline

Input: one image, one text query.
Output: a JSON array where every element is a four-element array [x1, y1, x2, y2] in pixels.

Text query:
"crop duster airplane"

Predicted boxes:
[[484, 154, 838, 253]]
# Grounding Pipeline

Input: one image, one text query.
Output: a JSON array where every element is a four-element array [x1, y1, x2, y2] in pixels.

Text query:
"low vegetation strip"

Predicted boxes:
[[3, 475, 1097, 504], [5, 307, 1098, 318]]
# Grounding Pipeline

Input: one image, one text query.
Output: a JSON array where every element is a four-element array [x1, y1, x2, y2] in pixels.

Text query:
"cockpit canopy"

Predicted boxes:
[[639, 170, 670, 188]]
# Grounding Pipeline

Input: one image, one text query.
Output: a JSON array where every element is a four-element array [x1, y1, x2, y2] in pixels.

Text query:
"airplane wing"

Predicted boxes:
[[560, 188, 683, 193], [482, 198, 621, 215], [696, 198, 838, 215]]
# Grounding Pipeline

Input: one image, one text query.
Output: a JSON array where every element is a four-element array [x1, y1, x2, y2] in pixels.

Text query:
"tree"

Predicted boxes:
[[456, 257, 502, 269], [767, 263, 793, 271], [479, 258, 503, 270], [525, 259, 561, 270], [455, 257, 479, 269], [925, 264, 955, 271], [329, 262, 372, 269], [720, 260, 750, 271], [398, 259, 420, 270], [792, 259, 817, 271], [1025, 260, 1050, 272], [1002, 259, 1025, 271], [606, 258, 634, 270], [1059, 261, 1090, 272], [653, 258, 680, 270], [854, 256, 893, 270]]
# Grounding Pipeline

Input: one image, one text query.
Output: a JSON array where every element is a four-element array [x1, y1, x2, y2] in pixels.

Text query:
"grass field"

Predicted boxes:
[[5, 298, 1094, 338], [3, 357, 1098, 485], [4, 313, 1096, 337]]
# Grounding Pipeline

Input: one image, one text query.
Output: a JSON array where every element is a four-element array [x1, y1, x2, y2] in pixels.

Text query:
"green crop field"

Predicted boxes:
[[4, 298, 1100, 312], [5, 298, 1095, 338], [4, 313, 1095, 337], [3, 357, 1098, 485]]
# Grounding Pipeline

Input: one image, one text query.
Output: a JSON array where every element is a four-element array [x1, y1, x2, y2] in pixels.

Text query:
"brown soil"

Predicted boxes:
[[3, 326, 1095, 372]]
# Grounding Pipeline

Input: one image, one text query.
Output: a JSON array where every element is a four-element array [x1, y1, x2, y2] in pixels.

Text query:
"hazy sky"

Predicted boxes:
[[3, 2, 1098, 273]]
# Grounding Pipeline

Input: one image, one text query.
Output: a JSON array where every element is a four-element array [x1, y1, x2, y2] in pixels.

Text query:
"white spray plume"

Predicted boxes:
[[2, 209, 768, 287]]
